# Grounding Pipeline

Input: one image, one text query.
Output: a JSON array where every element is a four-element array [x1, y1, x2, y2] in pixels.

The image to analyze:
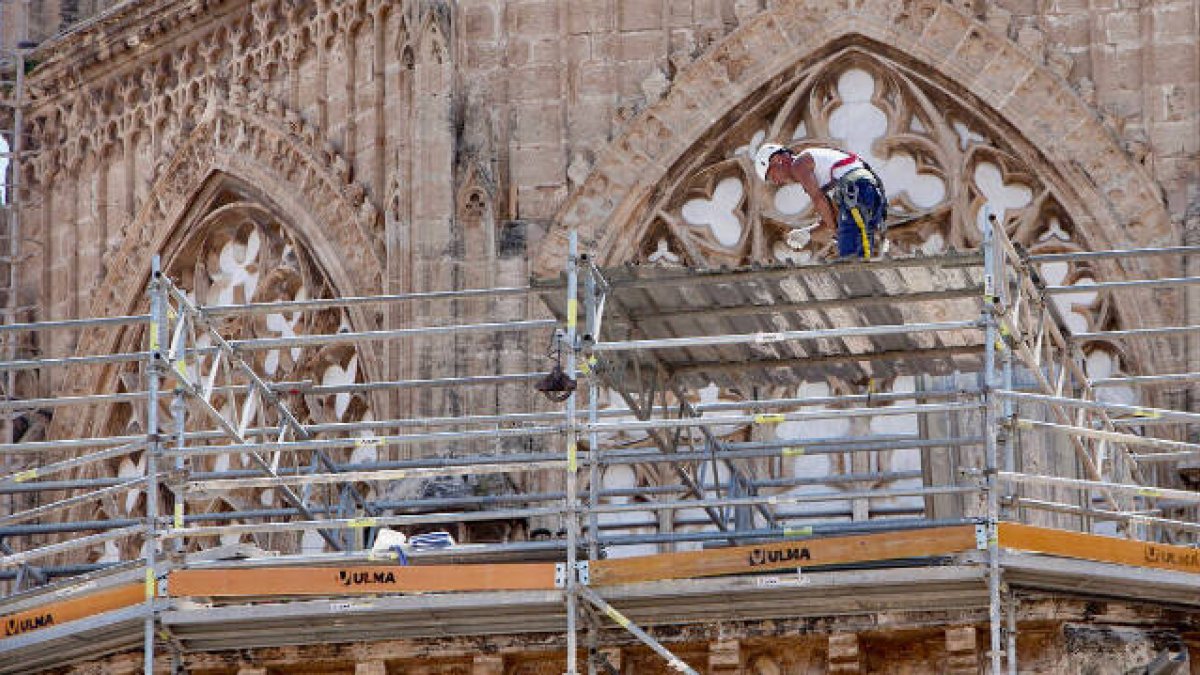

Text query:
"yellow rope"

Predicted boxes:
[[850, 206, 871, 259]]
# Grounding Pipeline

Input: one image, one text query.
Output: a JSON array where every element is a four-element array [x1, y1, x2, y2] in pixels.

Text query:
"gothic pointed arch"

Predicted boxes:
[[55, 167, 389, 559], [535, 0, 1173, 370], [456, 162, 496, 262], [53, 102, 387, 444]]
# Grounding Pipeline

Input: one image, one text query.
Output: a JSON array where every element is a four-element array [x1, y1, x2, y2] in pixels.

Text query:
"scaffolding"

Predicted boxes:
[[0, 213, 1197, 673], [1, 1, 29, 447]]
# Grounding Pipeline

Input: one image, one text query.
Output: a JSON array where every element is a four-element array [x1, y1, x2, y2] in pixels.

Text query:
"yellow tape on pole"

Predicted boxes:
[[604, 605, 631, 628], [144, 568, 156, 599], [12, 468, 38, 483], [174, 503, 184, 530], [347, 517, 379, 528], [568, 442, 578, 474], [567, 299, 578, 331], [754, 414, 786, 424], [781, 446, 805, 457]]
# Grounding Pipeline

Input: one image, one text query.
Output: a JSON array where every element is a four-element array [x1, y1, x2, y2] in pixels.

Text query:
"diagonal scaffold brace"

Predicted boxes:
[[158, 274, 368, 551], [576, 582, 698, 675]]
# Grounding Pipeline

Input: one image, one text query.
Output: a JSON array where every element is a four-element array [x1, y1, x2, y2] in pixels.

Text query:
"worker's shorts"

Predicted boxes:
[[832, 171, 886, 259]]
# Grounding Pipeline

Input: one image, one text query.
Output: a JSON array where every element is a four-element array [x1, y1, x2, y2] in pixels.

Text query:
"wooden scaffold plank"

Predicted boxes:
[[168, 562, 560, 598], [590, 525, 979, 586], [0, 583, 143, 640], [998, 523, 1200, 575]]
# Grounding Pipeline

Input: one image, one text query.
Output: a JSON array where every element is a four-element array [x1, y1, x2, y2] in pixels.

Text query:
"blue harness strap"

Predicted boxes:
[[832, 171, 885, 259]]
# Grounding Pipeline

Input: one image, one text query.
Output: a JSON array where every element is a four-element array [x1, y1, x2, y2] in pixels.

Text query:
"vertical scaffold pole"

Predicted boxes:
[[144, 256, 166, 673], [4, 33, 28, 457], [170, 389, 186, 558], [1007, 588, 1018, 675], [584, 261, 600, 560], [584, 258, 601, 675], [564, 231, 580, 675], [1001, 294, 1017, 675], [982, 213, 1003, 675]]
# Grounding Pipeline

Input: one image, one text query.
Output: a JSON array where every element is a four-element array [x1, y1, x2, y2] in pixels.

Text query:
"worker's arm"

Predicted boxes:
[[790, 154, 838, 232]]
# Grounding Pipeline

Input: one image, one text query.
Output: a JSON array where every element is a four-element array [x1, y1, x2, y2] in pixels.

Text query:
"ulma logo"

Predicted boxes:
[[337, 570, 397, 586], [748, 546, 811, 567], [5, 613, 54, 637], [1144, 545, 1200, 569]]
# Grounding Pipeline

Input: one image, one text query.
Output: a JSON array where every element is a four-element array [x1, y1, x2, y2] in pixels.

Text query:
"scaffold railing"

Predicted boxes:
[[0, 212, 1196, 674]]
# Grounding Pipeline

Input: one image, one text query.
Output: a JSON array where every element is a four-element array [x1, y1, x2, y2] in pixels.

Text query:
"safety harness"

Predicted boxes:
[[826, 152, 887, 259]]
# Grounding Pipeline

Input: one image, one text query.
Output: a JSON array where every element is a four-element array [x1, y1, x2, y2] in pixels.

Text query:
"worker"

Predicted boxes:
[[754, 144, 887, 259]]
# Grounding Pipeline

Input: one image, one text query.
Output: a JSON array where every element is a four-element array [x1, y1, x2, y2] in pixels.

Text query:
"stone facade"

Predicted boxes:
[[7, 0, 1194, 375], [46, 598, 1200, 673], [2, 0, 1192, 550], [2, 0, 1199, 671]]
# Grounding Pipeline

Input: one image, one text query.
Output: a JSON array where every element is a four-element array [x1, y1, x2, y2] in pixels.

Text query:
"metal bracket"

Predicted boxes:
[[975, 523, 989, 550], [554, 561, 590, 588]]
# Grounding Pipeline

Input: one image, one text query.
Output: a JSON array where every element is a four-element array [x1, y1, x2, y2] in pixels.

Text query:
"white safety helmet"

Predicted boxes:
[[753, 143, 788, 181]]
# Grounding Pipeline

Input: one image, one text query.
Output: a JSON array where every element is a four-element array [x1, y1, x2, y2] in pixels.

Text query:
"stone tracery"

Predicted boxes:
[[81, 198, 378, 558], [610, 51, 1146, 532], [642, 56, 1087, 270]]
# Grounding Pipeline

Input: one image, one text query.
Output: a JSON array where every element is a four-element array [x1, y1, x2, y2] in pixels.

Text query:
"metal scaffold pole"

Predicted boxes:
[[982, 213, 1003, 675], [169, 389, 186, 559], [1001, 350, 1017, 674], [583, 256, 601, 675], [1, 2, 28, 457], [564, 230, 580, 675], [144, 257, 166, 674]]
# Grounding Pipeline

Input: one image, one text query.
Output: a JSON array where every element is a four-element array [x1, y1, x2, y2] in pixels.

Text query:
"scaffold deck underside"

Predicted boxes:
[[535, 254, 988, 388]]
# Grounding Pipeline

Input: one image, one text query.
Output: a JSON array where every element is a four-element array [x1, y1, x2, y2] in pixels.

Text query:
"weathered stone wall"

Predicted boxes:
[[0, 0, 1192, 563], [13, 0, 1195, 357], [49, 598, 1200, 674], [2, 1, 1198, 669]]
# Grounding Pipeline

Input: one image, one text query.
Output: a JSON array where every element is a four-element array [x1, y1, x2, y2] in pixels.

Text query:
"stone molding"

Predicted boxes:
[[82, 100, 383, 330], [24, 0, 446, 192]]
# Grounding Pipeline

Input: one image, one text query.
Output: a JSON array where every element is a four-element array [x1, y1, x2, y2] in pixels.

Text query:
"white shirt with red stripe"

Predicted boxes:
[[796, 147, 863, 189]]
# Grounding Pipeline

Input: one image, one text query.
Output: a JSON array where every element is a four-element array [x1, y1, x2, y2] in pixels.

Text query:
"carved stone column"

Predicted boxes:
[[828, 633, 861, 674], [709, 639, 741, 674], [945, 626, 979, 674]]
